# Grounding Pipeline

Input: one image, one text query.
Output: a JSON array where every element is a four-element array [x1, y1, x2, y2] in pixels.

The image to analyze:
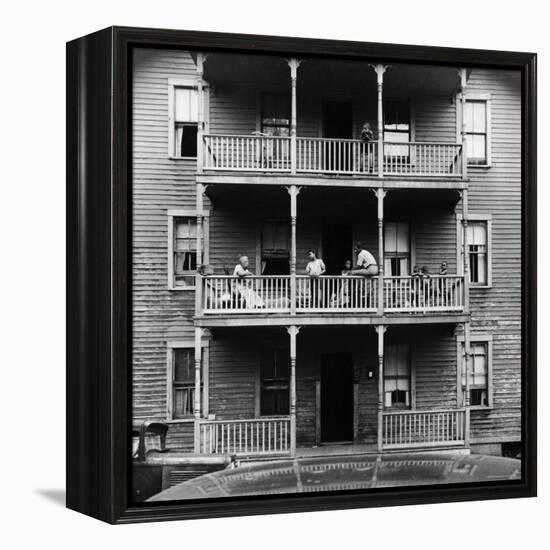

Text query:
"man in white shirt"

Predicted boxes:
[[353, 243, 379, 277], [305, 250, 326, 307]]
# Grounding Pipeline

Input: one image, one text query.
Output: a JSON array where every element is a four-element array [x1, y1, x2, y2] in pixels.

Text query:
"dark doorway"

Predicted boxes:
[[323, 101, 353, 171], [322, 224, 353, 275], [321, 353, 354, 443]]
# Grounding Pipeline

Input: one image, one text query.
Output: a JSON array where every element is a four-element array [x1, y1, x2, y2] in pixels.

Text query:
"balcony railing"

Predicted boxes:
[[199, 417, 291, 456], [199, 275, 464, 315], [382, 408, 467, 449], [203, 134, 291, 171], [296, 137, 378, 175], [202, 134, 463, 177]]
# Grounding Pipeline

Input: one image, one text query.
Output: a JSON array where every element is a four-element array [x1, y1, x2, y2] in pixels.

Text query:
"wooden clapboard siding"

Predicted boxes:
[[414, 95, 457, 143], [461, 68, 522, 444], [413, 208, 458, 273], [133, 48, 208, 421], [412, 326, 458, 410]]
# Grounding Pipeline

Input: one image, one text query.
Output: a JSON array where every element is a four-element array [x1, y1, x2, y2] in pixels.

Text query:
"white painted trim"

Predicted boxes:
[[456, 92, 492, 167], [456, 212, 493, 287], [166, 340, 210, 421], [167, 79, 210, 158], [167, 210, 210, 290], [456, 333, 493, 409]]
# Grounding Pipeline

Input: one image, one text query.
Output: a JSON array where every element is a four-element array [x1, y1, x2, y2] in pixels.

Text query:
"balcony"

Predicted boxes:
[[198, 274, 465, 317], [202, 134, 464, 179]]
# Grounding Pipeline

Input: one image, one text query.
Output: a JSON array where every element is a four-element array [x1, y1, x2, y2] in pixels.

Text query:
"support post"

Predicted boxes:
[[459, 68, 468, 179], [193, 327, 203, 453], [287, 185, 300, 314], [288, 58, 300, 174], [287, 325, 300, 456], [376, 325, 387, 452], [372, 64, 388, 178], [196, 53, 206, 174], [463, 321, 471, 449], [376, 189, 386, 314], [196, 183, 205, 267], [462, 188, 470, 313]]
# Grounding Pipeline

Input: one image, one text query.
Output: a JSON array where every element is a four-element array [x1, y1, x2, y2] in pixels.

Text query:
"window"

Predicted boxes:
[[261, 220, 289, 275], [384, 99, 410, 158], [173, 86, 198, 157], [260, 349, 289, 416], [171, 348, 199, 419], [261, 94, 290, 136], [460, 342, 489, 407], [384, 222, 410, 276], [464, 100, 488, 165], [467, 221, 488, 285], [168, 210, 209, 289], [384, 344, 410, 408]]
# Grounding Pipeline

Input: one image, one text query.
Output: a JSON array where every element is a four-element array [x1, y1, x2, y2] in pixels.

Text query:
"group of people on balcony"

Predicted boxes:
[[201, 244, 451, 311]]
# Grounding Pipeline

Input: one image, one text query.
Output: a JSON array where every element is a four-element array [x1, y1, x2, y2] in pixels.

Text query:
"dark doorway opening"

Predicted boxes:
[[321, 353, 354, 443], [322, 224, 353, 275], [323, 101, 353, 171]]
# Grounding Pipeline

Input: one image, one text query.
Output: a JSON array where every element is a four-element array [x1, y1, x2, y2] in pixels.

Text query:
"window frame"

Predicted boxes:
[[166, 339, 210, 422], [260, 92, 291, 137], [456, 334, 493, 410], [168, 78, 209, 160], [255, 348, 290, 418], [383, 343, 412, 410], [456, 92, 492, 167], [167, 209, 210, 290], [384, 221, 411, 277], [456, 212, 492, 288]]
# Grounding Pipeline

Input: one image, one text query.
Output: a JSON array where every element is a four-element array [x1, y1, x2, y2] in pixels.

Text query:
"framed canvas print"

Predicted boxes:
[[66, 26, 537, 524]]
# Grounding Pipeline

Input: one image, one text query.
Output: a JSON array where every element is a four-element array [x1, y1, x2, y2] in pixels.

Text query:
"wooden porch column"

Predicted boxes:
[[462, 188, 470, 313], [459, 68, 468, 179], [287, 325, 300, 456], [463, 321, 472, 449], [376, 189, 387, 314], [372, 64, 388, 178], [376, 325, 387, 452], [193, 327, 204, 453], [196, 52, 206, 174], [287, 185, 300, 315], [288, 58, 301, 174]]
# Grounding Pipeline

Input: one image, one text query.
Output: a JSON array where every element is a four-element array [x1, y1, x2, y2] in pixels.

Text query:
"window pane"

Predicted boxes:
[[467, 222, 487, 245], [177, 124, 198, 157], [174, 349, 194, 383], [384, 223, 397, 253], [396, 223, 410, 253], [175, 87, 198, 122], [262, 221, 289, 256], [176, 219, 198, 244], [464, 102, 474, 132], [472, 102, 486, 132]]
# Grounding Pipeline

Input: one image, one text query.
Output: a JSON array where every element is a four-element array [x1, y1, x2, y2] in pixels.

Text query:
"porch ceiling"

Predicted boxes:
[[202, 52, 461, 97]]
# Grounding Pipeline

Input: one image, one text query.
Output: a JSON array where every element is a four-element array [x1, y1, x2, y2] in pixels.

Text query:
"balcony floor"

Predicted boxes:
[[198, 172, 469, 190], [194, 312, 470, 328]]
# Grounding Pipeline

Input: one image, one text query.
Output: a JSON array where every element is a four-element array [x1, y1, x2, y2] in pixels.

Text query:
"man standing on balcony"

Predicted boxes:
[[305, 250, 326, 308], [353, 243, 378, 277]]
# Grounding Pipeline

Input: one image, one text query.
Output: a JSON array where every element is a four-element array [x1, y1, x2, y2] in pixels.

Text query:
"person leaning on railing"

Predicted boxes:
[[359, 122, 376, 173], [352, 243, 378, 277]]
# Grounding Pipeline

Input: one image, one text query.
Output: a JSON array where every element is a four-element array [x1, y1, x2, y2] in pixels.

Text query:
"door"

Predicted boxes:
[[322, 224, 353, 275], [321, 353, 354, 443], [323, 101, 353, 171]]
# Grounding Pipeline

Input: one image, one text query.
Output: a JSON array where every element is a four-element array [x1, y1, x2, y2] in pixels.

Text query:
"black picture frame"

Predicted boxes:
[[66, 26, 537, 524]]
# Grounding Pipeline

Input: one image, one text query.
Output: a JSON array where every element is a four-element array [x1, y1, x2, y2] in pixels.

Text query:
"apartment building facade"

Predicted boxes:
[[132, 48, 521, 460]]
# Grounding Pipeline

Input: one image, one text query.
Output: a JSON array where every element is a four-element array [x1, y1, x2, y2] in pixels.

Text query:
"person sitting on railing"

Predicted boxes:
[[360, 122, 376, 173], [352, 243, 378, 277], [305, 250, 326, 308], [233, 255, 264, 309]]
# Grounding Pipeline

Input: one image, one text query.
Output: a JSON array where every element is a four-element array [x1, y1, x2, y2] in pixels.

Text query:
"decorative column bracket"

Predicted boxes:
[[458, 68, 468, 179], [193, 327, 206, 453], [375, 325, 387, 452], [287, 58, 302, 174], [370, 64, 389, 178], [286, 325, 301, 457], [286, 185, 301, 315]]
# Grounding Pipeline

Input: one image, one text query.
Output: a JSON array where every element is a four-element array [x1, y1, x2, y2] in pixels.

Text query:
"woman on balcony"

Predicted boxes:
[[233, 256, 265, 309]]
